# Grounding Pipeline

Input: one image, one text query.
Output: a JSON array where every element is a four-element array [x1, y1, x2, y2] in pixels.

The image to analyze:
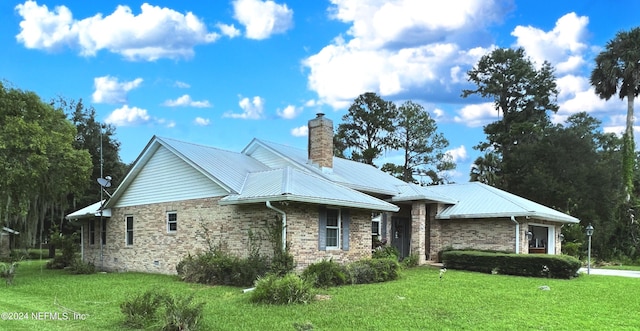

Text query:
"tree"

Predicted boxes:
[[334, 92, 398, 165], [462, 47, 558, 192], [590, 27, 640, 201], [382, 101, 454, 184], [0, 82, 92, 248], [469, 152, 501, 186], [52, 97, 128, 210]]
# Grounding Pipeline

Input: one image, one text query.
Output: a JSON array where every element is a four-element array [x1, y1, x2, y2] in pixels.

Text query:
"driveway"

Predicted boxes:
[[579, 268, 640, 278]]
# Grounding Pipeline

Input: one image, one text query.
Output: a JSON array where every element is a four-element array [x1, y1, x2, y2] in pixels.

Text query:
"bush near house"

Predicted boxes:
[[176, 251, 269, 287], [442, 250, 581, 279], [302, 258, 400, 288]]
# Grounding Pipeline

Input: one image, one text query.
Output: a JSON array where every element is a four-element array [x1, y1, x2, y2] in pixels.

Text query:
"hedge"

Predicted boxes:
[[442, 250, 581, 279]]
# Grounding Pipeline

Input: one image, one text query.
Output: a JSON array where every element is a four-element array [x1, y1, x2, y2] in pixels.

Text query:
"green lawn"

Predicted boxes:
[[1, 260, 639, 330], [600, 264, 640, 271]]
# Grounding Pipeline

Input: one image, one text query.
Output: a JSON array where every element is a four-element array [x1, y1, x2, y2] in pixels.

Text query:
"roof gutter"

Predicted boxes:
[[266, 201, 286, 252], [511, 216, 520, 254]]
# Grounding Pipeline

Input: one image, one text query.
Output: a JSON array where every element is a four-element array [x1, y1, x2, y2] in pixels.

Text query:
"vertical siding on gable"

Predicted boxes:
[[116, 146, 228, 207]]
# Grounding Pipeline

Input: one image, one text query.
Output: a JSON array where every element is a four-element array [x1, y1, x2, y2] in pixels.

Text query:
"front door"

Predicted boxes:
[[391, 217, 411, 260]]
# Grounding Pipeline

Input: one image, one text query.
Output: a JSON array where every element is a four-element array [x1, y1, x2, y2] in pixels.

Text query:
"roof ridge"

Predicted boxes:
[[157, 136, 244, 154]]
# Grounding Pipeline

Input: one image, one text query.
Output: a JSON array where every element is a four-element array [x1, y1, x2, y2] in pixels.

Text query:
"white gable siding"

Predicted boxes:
[[250, 145, 296, 169], [115, 146, 228, 207]]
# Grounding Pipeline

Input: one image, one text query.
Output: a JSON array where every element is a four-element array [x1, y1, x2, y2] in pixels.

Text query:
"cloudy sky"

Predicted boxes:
[[1, 0, 639, 183]]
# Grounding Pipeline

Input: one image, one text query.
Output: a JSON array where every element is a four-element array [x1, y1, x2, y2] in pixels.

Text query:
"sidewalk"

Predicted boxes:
[[579, 267, 640, 278]]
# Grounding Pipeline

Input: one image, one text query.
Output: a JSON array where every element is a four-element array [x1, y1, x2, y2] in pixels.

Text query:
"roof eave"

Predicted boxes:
[[437, 211, 580, 223], [220, 194, 399, 212]]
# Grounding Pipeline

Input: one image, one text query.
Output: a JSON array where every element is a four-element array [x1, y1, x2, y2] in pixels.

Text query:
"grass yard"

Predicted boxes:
[[1, 260, 639, 331]]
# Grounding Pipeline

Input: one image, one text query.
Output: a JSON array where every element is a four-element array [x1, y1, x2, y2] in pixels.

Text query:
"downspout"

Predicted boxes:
[[266, 201, 286, 251], [510, 216, 520, 254]]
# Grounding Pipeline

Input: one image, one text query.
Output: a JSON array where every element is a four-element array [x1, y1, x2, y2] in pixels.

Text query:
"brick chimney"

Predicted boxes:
[[308, 113, 333, 169]]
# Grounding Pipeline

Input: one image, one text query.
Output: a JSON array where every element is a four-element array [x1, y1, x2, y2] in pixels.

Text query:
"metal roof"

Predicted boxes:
[[245, 139, 408, 196], [392, 184, 458, 204], [427, 182, 580, 223], [65, 200, 111, 220], [220, 167, 399, 212]]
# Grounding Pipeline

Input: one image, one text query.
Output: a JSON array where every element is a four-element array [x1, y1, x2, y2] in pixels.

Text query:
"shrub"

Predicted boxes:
[[46, 227, 79, 270], [442, 250, 581, 279], [401, 253, 420, 268], [302, 259, 347, 288], [372, 245, 399, 260], [250, 273, 315, 305], [120, 290, 168, 329], [346, 258, 400, 284], [69, 258, 96, 275], [162, 293, 205, 331], [120, 289, 205, 330], [562, 242, 581, 257], [176, 251, 269, 287]]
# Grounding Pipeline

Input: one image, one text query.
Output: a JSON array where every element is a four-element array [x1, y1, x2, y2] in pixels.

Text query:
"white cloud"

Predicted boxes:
[[304, 0, 505, 108], [174, 81, 190, 88], [163, 94, 211, 108], [194, 117, 211, 126], [291, 125, 308, 137], [445, 145, 468, 163], [556, 75, 612, 116], [232, 0, 293, 40], [105, 105, 151, 126], [224, 96, 265, 119], [277, 105, 301, 119], [92, 76, 143, 104], [511, 12, 589, 74], [15, 1, 219, 61], [453, 102, 499, 127], [217, 23, 241, 38]]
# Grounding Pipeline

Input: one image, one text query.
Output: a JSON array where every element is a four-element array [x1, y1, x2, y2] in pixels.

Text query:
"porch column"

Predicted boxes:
[[410, 202, 427, 264]]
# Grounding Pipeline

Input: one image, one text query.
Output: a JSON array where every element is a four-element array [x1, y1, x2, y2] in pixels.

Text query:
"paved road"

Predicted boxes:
[[579, 267, 640, 278]]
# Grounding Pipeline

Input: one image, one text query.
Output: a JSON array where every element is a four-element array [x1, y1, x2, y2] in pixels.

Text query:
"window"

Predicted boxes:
[[126, 216, 133, 246], [89, 220, 95, 245], [371, 213, 381, 236], [325, 209, 340, 249], [101, 219, 107, 245], [319, 207, 350, 251], [167, 212, 177, 233]]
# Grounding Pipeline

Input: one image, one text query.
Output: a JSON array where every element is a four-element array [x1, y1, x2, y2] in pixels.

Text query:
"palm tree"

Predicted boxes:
[[590, 27, 640, 200]]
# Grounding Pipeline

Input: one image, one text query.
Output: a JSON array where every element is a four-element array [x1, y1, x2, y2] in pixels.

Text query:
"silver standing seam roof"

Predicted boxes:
[[104, 136, 399, 212], [427, 182, 579, 223], [90, 135, 579, 223]]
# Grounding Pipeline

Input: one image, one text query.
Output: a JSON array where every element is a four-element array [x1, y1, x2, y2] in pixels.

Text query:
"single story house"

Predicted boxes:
[[66, 114, 579, 274]]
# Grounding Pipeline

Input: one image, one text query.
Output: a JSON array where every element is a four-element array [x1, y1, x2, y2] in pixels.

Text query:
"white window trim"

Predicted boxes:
[[125, 215, 133, 246], [167, 211, 177, 233], [326, 208, 341, 250], [371, 214, 381, 236], [528, 222, 556, 255]]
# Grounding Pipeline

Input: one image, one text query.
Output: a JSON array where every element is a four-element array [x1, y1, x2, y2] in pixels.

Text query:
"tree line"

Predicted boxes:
[[334, 27, 640, 262], [0, 81, 126, 249]]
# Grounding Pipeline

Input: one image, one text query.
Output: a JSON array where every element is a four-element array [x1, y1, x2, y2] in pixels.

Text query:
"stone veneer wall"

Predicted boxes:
[[82, 198, 373, 274]]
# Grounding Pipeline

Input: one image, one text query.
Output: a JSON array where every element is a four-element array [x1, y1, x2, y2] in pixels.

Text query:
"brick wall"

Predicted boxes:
[[429, 217, 516, 259], [82, 198, 373, 274]]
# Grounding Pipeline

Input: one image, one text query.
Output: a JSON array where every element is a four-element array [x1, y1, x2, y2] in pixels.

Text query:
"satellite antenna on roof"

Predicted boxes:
[[97, 176, 113, 198]]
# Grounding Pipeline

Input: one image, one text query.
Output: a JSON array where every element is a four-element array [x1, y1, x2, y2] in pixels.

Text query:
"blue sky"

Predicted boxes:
[[1, 0, 639, 183]]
